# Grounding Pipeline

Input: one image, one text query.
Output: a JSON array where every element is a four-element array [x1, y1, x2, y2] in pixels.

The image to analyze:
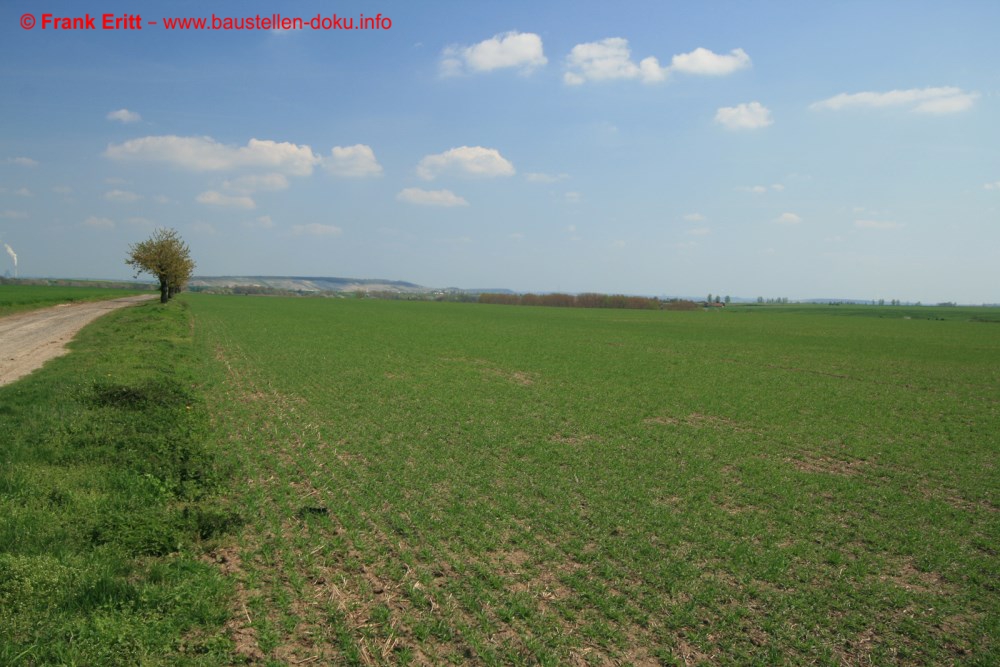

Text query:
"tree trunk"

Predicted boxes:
[[160, 281, 169, 304]]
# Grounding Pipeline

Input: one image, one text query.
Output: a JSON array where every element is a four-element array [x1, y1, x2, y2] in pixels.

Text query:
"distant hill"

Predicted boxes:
[[189, 275, 431, 293]]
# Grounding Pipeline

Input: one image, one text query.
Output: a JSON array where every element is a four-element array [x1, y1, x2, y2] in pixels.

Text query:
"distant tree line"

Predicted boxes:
[[479, 292, 700, 311]]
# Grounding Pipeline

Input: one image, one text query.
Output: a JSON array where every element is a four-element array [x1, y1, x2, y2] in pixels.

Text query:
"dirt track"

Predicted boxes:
[[0, 295, 156, 387]]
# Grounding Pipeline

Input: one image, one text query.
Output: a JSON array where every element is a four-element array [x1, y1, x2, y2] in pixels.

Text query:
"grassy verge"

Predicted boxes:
[[0, 299, 238, 665], [0, 284, 147, 317]]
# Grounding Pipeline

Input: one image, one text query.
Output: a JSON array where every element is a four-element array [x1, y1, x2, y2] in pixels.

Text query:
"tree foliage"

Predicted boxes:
[[126, 228, 195, 303]]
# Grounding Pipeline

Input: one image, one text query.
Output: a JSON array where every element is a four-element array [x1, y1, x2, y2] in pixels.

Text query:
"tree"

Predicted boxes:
[[126, 228, 195, 303]]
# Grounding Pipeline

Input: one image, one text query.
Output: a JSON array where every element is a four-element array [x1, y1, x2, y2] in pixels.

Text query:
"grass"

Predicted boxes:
[[0, 300, 238, 665], [0, 284, 147, 316], [183, 295, 999, 664]]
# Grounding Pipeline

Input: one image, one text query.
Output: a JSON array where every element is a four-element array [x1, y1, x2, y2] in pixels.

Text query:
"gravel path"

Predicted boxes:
[[0, 294, 156, 387]]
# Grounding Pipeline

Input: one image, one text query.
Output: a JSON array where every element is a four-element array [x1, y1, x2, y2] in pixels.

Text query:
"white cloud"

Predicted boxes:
[[416, 146, 514, 180], [564, 41, 750, 85], [855, 219, 903, 230], [611, 240, 627, 248], [152, 195, 171, 204], [325, 144, 383, 177], [292, 223, 342, 236], [687, 227, 711, 236], [223, 173, 289, 193], [773, 212, 802, 225], [738, 185, 768, 194], [83, 216, 115, 229], [52, 186, 73, 195], [564, 191, 582, 204], [106, 108, 141, 123], [104, 189, 142, 203], [983, 181, 1000, 191], [105, 135, 320, 175], [670, 47, 750, 76], [1, 210, 28, 219], [810, 86, 979, 114], [715, 102, 773, 130], [564, 38, 667, 85], [12, 187, 32, 197], [509, 232, 525, 241], [442, 31, 547, 76], [396, 187, 469, 207], [196, 190, 256, 209], [7, 157, 38, 167], [771, 183, 785, 192], [683, 213, 706, 222], [525, 172, 569, 183]]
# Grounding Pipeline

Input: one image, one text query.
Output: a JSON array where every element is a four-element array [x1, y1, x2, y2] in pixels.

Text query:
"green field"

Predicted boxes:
[[189, 296, 998, 664], [0, 283, 147, 316], [2, 294, 998, 665]]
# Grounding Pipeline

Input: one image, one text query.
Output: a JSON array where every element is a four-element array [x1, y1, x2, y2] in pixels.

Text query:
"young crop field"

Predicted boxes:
[[0, 284, 147, 316], [184, 295, 998, 665]]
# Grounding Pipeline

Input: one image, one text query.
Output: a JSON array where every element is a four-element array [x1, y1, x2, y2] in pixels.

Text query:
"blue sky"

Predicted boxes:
[[1, 1, 998, 302]]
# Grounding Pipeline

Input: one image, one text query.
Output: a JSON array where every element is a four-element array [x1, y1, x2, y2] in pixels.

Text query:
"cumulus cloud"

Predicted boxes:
[[104, 189, 142, 203], [810, 86, 979, 114], [106, 108, 141, 123], [292, 223, 342, 236], [196, 190, 256, 209], [683, 213, 706, 222], [223, 173, 289, 193], [670, 47, 750, 75], [773, 212, 802, 225], [105, 135, 320, 175], [416, 146, 514, 180], [687, 227, 711, 236], [984, 181, 1000, 191], [83, 216, 115, 229], [1, 210, 28, 219], [7, 157, 38, 167], [855, 219, 903, 230], [564, 191, 582, 204], [12, 187, 32, 197], [441, 31, 547, 76], [564, 38, 667, 85], [564, 41, 750, 85], [396, 187, 469, 207], [325, 144, 383, 177], [715, 102, 773, 130]]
